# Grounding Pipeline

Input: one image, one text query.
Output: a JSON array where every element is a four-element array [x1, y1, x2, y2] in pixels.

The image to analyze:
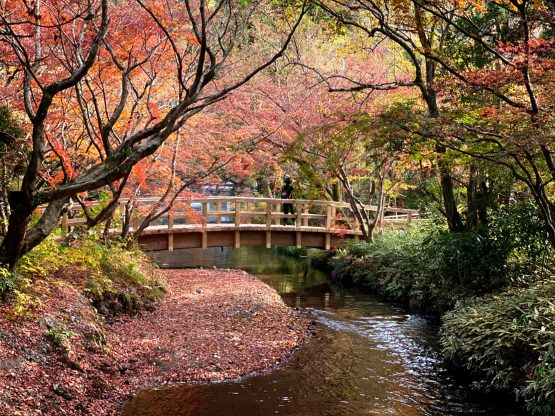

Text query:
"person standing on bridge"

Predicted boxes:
[[280, 176, 295, 225]]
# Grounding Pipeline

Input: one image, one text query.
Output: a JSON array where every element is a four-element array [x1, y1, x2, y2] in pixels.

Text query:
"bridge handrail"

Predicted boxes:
[[56, 196, 420, 235], [118, 196, 418, 215]]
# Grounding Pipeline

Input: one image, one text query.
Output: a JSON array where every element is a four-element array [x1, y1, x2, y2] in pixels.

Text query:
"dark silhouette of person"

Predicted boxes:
[[280, 176, 295, 225]]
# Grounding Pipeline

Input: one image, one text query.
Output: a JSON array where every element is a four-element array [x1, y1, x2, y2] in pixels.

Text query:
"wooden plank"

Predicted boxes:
[[245, 202, 251, 224], [266, 230, 271, 248], [202, 202, 208, 228], [168, 233, 174, 251], [296, 231, 301, 248], [300, 214, 326, 220], [325, 233, 330, 250], [235, 230, 241, 248], [216, 202, 222, 224], [202, 231, 207, 249], [296, 202, 302, 230], [61, 213, 69, 235], [273, 204, 279, 225], [325, 205, 332, 229], [168, 209, 174, 230], [302, 204, 309, 227], [266, 203, 272, 228], [235, 202, 241, 226]]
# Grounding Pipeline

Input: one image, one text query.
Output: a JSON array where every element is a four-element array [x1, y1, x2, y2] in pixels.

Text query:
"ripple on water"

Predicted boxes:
[[124, 247, 525, 416]]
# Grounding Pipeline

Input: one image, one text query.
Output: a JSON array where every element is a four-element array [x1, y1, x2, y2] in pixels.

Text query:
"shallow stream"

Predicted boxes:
[[122, 247, 522, 416]]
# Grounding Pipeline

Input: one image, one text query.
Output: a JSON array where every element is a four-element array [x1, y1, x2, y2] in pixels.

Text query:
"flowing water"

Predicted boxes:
[[122, 247, 523, 416]]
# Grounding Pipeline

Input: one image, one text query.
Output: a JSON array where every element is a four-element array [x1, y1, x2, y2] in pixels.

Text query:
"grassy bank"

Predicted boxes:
[[0, 236, 167, 317], [0, 236, 167, 414], [320, 203, 555, 414]]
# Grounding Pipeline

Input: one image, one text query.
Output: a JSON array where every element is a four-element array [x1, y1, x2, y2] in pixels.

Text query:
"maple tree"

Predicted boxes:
[[417, 0, 555, 248], [309, 0, 554, 246], [0, 0, 306, 268]]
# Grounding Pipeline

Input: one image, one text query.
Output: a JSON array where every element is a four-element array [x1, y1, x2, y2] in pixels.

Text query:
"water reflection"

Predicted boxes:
[[123, 247, 523, 416]]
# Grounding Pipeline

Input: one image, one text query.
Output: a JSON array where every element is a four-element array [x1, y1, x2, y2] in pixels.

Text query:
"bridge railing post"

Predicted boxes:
[[234, 200, 241, 248], [266, 202, 272, 229], [168, 208, 174, 230], [216, 202, 222, 224], [273, 203, 279, 225], [407, 212, 413, 224], [202, 202, 208, 228], [325, 204, 332, 229], [234, 200, 241, 226], [265, 201, 272, 248], [61, 213, 69, 235], [201, 202, 208, 249], [167, 208, 174, 251]]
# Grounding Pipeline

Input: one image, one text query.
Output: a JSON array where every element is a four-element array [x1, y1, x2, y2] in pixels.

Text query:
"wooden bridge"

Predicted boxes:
[[59, 197, 419, 251]]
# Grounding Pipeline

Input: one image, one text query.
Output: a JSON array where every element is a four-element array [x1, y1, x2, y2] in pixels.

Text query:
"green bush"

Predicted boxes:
[[441, 282, 555, 415], [488, 201, 553, 285], [331, 227, 425, 304], [274, 246, 308, 258], [45, 324, 75, 348], [9, 236, 166, 316], [328, 202, 552, 312], [307, 249, 334, 270], [0, 267, 16, 300], [76, 241, 167, 315]]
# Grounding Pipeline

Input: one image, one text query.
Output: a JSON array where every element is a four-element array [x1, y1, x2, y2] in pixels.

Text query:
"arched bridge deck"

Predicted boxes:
[[59, 197, 419, 251]]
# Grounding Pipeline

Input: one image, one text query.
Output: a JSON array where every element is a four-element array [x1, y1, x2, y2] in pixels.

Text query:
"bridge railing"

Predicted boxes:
[[57, 196, 419, 235]]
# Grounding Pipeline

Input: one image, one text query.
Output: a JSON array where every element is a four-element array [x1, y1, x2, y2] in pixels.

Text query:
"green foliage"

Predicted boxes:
[[0, 267, 16, 299], [16, 238, 66, 278], [8, 290, 42, 319], [330, 201, 553, 312], [76, 241, 167, 315], [332, 227, 425, 303], [488, 201, 553, 284], [441, 282, 555, 415], [45, 324, 75, 348], [274, 246, 308, 258], [0, 105, 23, 153], [6, 236, 166, 317], [307, 248, 334, 270]]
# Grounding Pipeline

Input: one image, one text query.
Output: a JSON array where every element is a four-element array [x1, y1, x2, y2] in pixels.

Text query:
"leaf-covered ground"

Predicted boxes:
[[0, 269, 310, 415]]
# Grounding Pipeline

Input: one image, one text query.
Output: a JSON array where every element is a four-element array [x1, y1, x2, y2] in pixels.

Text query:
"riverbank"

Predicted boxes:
[[0, 266, 310, 415], [317, 225, 555, 415]]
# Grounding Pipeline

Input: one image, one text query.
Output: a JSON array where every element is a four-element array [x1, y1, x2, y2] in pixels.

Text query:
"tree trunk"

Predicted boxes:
[[0, 192, 33, 269]]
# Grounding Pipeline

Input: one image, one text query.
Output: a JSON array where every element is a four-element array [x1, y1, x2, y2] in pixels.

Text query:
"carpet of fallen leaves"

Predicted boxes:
[[0, 269, 310, 415]]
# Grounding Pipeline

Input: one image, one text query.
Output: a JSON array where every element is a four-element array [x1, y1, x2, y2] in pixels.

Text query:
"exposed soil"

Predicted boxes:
[[0, 269, 310, 415]]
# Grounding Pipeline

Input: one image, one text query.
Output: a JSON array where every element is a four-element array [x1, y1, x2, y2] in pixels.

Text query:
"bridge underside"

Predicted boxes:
[[137, 225, 358, 251]]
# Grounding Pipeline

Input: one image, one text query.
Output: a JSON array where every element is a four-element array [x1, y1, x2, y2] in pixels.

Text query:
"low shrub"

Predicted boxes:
[[9, 236, 166, 317], [330, 227, 425, 305], [274, 246, 308, 258], [0, 267, 16, 300], [45, 323, 75, 348], [441, 281, 555, 415], [328, 201, 552, 313], [307, 249, 335, 271], [72, 240, 167, 316]]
